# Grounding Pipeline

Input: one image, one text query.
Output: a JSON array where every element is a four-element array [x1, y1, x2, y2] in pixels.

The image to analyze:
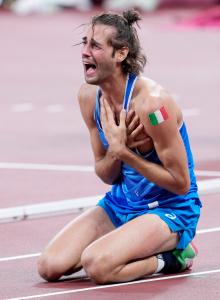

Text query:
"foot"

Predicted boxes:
[[173, 242, 198, 271], [160, 242, 198, 274]]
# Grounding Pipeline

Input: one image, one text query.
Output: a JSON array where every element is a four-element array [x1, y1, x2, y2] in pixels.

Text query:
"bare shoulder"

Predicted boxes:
[[134, 76, 174, 110], [78, 82, 97, 107], [133, 76, 183, 130], [78, 83, 98, 128]]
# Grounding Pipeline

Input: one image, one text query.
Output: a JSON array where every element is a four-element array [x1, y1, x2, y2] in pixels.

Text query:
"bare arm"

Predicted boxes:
[[101, 95, 190, 195], [78, 84, 121, 184], [90, 126, 122, 184]]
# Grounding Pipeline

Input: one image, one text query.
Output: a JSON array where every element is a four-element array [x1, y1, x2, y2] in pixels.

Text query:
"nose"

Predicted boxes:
[[82, 43, 91, 57]]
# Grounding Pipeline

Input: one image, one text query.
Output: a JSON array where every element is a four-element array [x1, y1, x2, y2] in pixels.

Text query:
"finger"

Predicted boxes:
[[129, 138, 151, 148], [126, 110, 135, 126], [129, 123, 144, 139], [127, 115, 139, 134], [119, 109, 126, 127]]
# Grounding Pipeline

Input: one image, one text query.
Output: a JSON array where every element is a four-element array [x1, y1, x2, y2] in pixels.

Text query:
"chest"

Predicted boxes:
[[129, 101, 154, 155]]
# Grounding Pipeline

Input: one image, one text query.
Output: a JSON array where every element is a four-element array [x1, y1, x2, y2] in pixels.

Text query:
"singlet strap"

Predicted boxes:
[[94, 73, 137, 126], [123, 73, 137, 111], [94, 89, 102, 130]]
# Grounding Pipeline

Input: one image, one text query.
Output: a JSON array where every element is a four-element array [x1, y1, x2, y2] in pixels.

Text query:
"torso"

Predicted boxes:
[[79, 74, 183, 154], [79, 73, 200, 210]]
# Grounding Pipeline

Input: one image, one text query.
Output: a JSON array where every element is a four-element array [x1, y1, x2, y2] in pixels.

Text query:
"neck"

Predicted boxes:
[[99, 72, 128, 107]]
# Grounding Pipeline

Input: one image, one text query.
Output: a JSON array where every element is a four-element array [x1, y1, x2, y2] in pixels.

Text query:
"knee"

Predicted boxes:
[[81, 248, 111, 284], [37, 253, 62, 282]]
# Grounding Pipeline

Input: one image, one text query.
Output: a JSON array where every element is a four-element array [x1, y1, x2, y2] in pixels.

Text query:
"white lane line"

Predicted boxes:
[[195, 170, 220, 177], [182, 108, 200, 117], [6, 269, 220, 300], [0, 253, 40, 262], [1, 225, 220, 263], [197, 227, 220, 234], [1, 163, 220, 178], [198, 178, 220, 195], [45, 105, 64, 113], [0, 162, 94, 172], [9, 103, 199, 117], [0, 194, 103, 223], [0, 178, 219, 223], [12, 103, 34, 112]]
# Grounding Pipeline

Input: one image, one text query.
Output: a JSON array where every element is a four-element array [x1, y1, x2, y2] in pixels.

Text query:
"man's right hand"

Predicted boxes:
[[126, 110, 151, 149]]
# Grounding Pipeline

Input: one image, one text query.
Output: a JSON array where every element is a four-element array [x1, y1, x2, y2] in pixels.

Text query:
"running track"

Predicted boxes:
[[0, 7, 220, 300]]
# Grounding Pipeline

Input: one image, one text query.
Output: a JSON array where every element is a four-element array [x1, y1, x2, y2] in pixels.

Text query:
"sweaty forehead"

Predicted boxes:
[[86, 24, 116, 44]]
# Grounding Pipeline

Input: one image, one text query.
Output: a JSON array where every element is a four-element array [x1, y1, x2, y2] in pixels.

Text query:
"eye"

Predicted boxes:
[[91, 42, 101, 49], [81, 37, 87, 46]]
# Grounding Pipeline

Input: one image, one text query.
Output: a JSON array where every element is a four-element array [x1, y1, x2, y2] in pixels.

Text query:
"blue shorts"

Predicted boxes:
[[97, 197, 201, 250]]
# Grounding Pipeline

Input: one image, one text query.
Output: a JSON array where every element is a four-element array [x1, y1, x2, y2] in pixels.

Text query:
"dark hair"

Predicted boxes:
[[91, 9, 147, 75]]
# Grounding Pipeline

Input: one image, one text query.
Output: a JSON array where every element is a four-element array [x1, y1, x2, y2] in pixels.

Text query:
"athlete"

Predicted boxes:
[[38, 9, 202, 284]]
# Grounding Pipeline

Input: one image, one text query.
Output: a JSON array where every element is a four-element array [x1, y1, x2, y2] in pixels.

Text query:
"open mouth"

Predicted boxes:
[[84, 63, 97, 75]]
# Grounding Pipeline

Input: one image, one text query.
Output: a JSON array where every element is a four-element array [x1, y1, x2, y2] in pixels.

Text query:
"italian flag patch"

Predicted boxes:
[[148, 106, 168, 126]]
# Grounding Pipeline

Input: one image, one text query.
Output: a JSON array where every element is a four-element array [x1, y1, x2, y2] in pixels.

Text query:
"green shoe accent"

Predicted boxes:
[[172, 243, 198, 271]]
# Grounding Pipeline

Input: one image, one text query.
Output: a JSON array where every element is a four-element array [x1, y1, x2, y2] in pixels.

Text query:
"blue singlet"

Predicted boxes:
[[94, 73, 202, 249]]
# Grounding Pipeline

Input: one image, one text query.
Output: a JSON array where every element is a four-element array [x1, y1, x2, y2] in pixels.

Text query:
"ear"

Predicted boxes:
[[115, 47, 129, 63]]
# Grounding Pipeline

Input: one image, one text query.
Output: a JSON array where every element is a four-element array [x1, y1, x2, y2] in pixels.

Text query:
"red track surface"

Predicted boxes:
[[0, 7, 220, 300]]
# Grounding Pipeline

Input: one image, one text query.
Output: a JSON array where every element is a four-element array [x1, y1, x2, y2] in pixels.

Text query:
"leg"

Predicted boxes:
[[81, 213, 179, 284], [37, 206, 115, 281]]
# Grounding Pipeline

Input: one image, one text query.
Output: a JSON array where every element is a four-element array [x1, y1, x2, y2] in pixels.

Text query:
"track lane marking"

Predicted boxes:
[[2, 162, 219, 177], [6, 269, 220, 300], [11, 103, 34, 112], [0, 162, 94, 172], [0, 253, 40, 262], [195, 170, 220, 177], [0, 194, 103, 223], [1, 226, 220, 263], [10, 105, 199, 116], [45, 105, 64, 113], [0, 177, 220, 223], [182, 108, 200, 117]]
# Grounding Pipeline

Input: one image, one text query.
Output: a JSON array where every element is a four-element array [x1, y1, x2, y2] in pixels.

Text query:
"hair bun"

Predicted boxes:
[[122, 9, 141, 26]]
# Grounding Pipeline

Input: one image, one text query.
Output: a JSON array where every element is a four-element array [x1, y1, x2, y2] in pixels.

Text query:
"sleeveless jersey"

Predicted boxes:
[[94, 74, 202, 213]]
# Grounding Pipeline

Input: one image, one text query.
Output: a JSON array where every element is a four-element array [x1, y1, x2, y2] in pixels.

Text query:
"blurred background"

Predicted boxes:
[[1, 3, 220, 298], [0, 0, 220, 210], [0, 0, 220, 14]]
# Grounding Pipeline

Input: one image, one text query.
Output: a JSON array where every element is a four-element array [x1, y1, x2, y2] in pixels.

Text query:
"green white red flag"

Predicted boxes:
[[148, 106, 168, 126]]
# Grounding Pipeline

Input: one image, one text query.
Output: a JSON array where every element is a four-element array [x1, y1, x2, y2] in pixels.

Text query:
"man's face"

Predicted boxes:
[[81, 24, 117, 85]]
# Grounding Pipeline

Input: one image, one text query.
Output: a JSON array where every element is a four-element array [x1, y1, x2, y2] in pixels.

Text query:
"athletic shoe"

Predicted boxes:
[[172, 242, 198, 271], [160, 242, 198, 274]]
